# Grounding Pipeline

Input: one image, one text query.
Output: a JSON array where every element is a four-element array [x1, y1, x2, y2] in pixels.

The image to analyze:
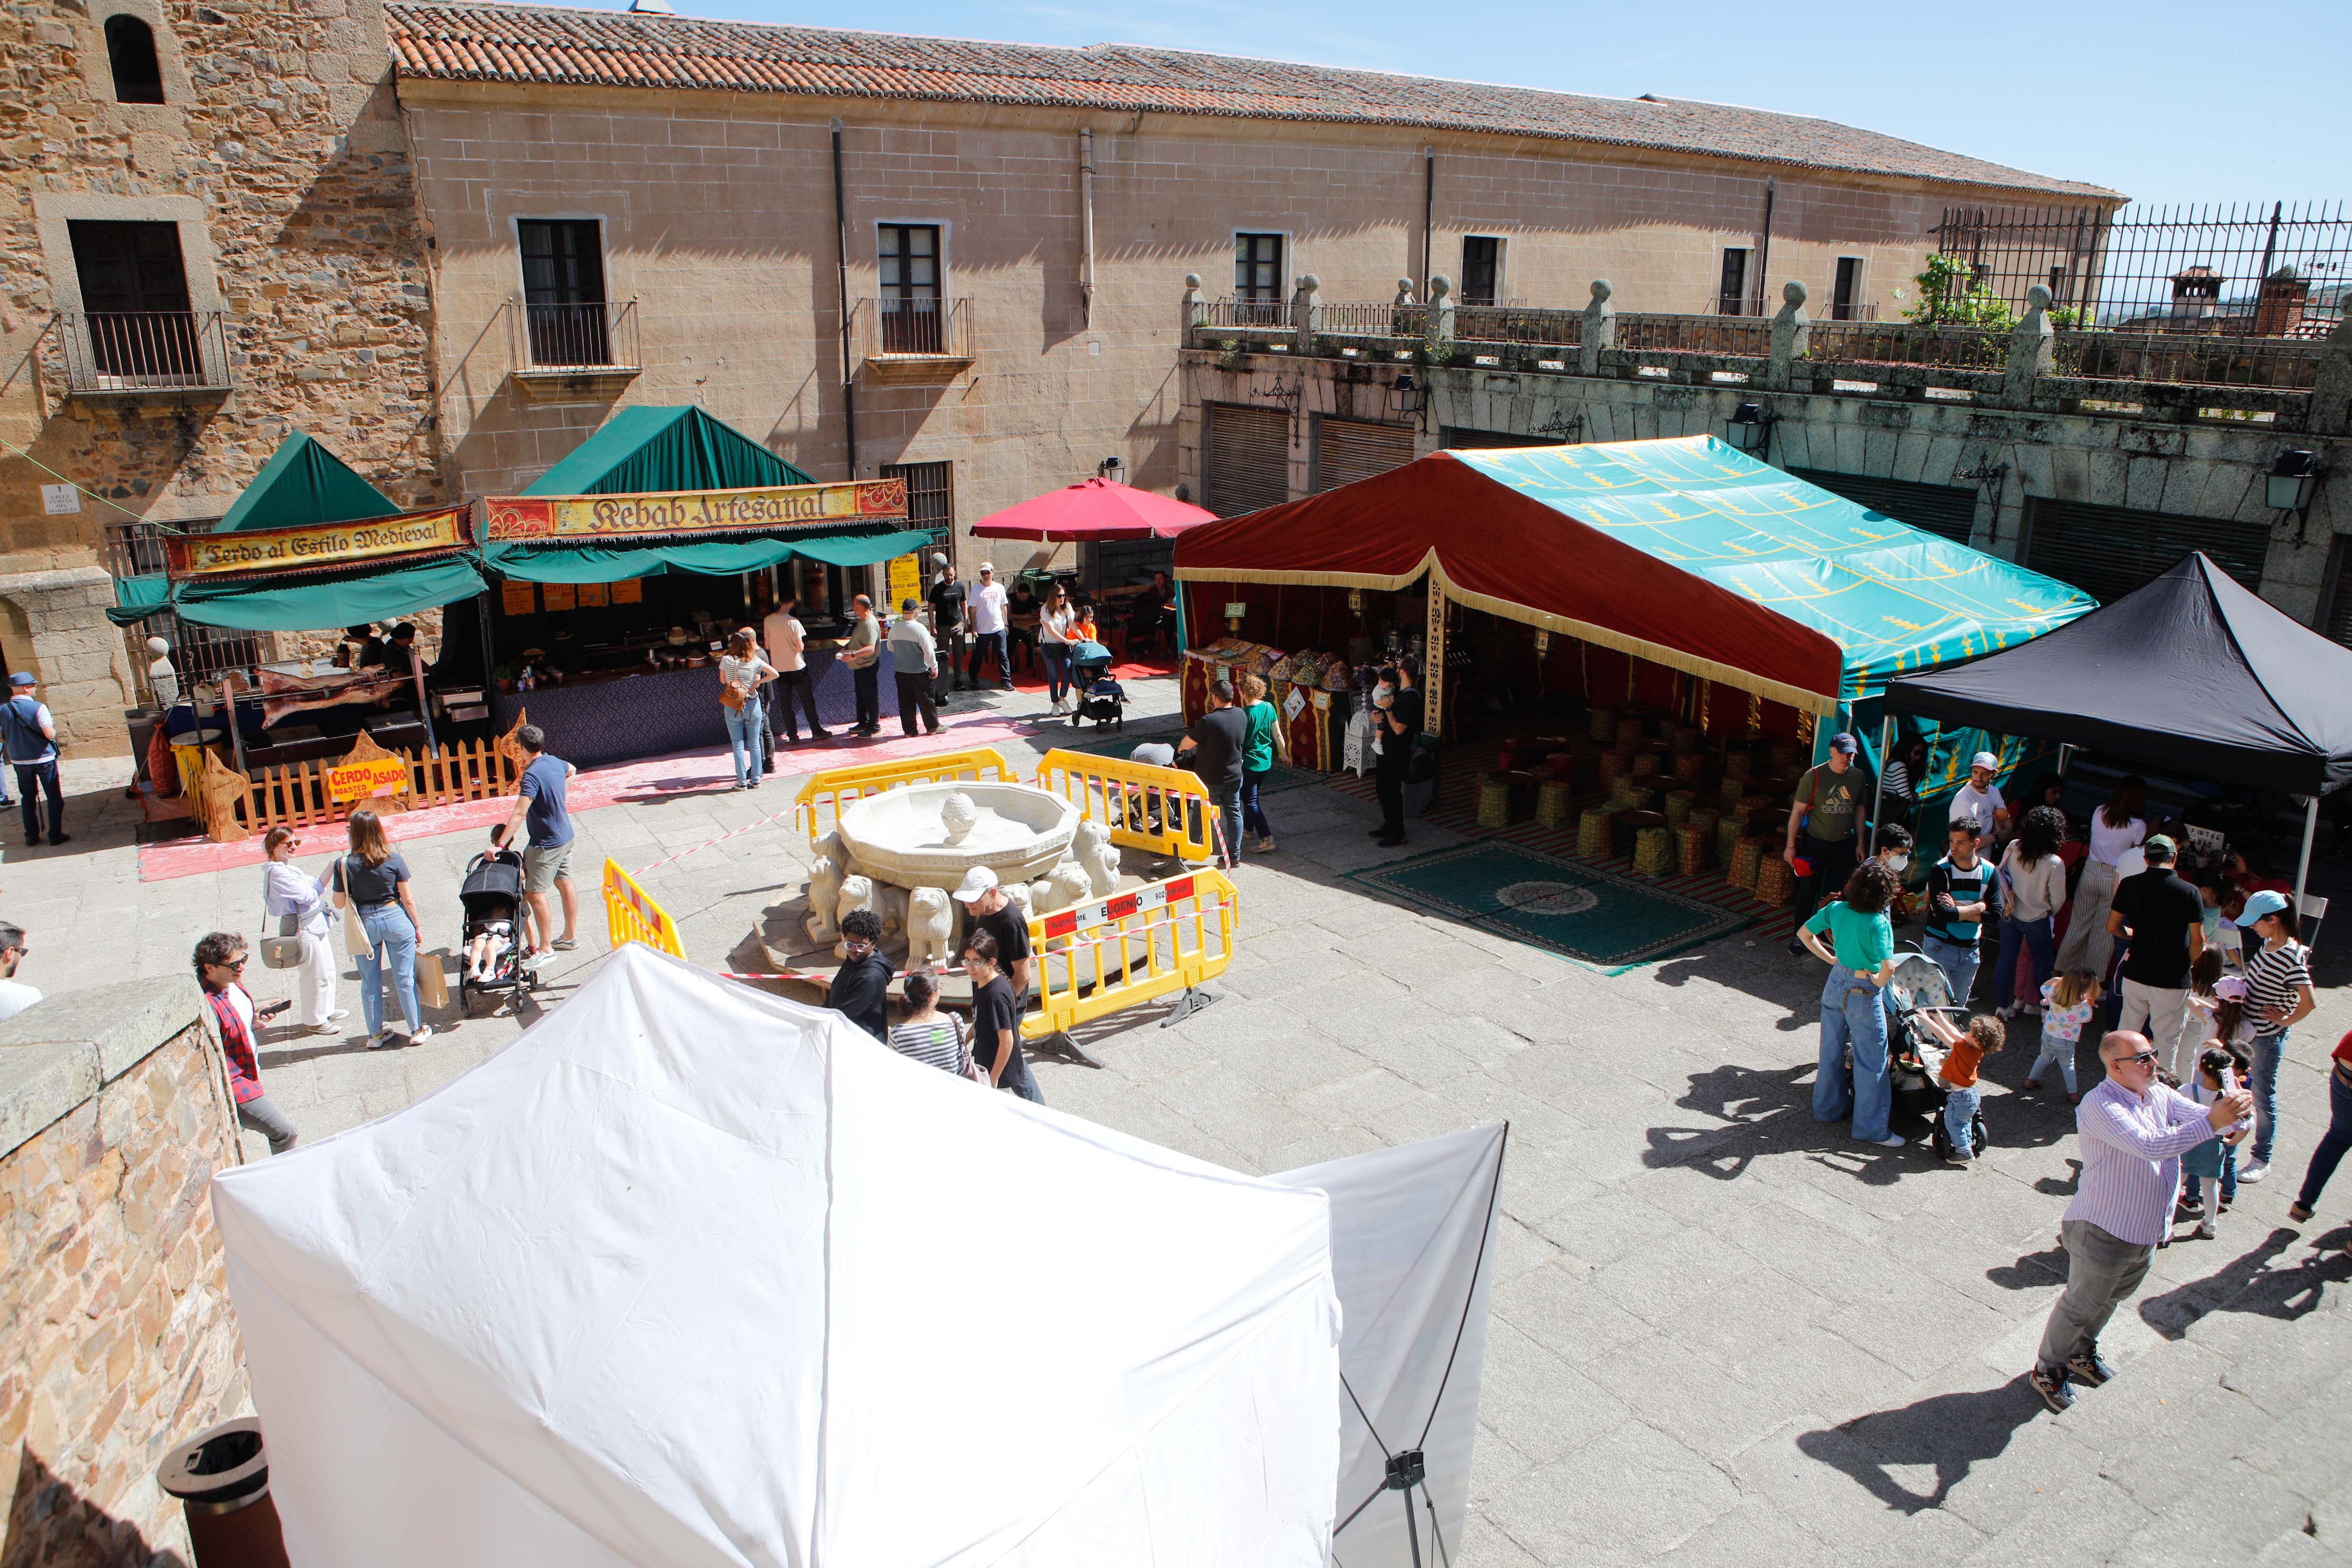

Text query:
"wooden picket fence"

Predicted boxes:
[[186, 719, 528, 843]]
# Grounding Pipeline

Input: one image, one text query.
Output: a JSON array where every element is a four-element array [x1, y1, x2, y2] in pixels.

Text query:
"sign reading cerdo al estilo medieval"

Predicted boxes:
[[325, 756, 409, 803], [166, 504, 473, 579], [482, 478, 908, 542]]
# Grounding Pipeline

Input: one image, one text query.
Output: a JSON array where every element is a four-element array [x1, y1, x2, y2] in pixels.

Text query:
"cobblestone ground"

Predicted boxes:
[[15, 674, 2349, 1564]]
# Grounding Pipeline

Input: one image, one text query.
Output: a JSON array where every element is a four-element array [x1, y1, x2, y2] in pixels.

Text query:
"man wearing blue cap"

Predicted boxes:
[[0, 672, 67, 847], [1784, 732, 1868, 950]]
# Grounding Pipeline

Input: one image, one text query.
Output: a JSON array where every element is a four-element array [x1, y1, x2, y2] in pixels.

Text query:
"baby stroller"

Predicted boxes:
[[1884, 946, 1986, 1160], [1070, 640, 1125, 728], [456, 850, 535, 1016]]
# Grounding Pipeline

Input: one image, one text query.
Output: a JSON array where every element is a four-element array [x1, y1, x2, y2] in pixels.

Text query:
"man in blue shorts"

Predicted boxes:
[[499, 724, 579, 960]]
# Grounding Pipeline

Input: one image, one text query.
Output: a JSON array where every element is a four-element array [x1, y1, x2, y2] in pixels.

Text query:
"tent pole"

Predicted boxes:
[[413, 657, 436, 757], [222, 676, 246, 779], [1868, 714, 1890, 840], [1402, 1485, 1424, 1568], [2294, 795, 2318, 919]]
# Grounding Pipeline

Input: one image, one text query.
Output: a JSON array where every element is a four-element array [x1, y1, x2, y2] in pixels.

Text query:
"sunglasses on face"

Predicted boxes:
[[2115, 1049, 2160, 1067]]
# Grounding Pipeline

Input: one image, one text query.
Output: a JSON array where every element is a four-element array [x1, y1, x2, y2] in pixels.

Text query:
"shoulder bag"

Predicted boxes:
[[259, 902, 305, 972], [338, 856, 374, 959]]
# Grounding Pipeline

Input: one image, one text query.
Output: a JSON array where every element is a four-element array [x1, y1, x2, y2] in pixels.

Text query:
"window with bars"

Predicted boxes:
[[879, 459, 954, 536], [1718, 248, 1750, 315], [1831, 258, 1864, 321], [878, 224, 943, 353], [1461, 237, 1502, 307], [518, 219, 610, 366], [1234, 233, 1284, 301], [68, 219, 200, 379]]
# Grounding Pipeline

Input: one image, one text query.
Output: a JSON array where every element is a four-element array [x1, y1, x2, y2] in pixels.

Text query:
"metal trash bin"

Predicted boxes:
[[155, 1416, 289, 1568]]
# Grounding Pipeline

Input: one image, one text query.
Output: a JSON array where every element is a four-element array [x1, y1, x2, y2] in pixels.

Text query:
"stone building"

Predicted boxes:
[[384, 1, 2116, 575], [0, 0, 440, 753]]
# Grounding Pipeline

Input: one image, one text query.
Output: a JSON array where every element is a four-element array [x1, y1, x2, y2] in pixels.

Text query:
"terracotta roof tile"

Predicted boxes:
[[384, 2, 2118, 199]]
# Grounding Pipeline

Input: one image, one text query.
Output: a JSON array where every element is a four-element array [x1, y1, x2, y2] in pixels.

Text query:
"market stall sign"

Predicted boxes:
[[482, 479, 907, 542], [886, 553, 922, 612], [167, 504, 473, 580], [326, 756, 409, 802]]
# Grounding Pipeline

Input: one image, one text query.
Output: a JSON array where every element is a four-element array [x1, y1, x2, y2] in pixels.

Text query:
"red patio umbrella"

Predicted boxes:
[[970, 477, 1215, 542]]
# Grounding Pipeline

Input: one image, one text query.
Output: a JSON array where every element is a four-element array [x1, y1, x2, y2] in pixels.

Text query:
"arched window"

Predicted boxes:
[[105, 16, 165, 104]]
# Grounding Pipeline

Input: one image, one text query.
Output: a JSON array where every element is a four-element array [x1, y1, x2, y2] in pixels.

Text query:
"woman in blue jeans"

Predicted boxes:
[[1796, 858, 1905, 1147], [329, 808, 431, 1050], [1993, 806, 2067, 1020], [719, 629, 777, 790], [2237, 892, 2316, 1184], [2288, 1030, 2352, 1226]]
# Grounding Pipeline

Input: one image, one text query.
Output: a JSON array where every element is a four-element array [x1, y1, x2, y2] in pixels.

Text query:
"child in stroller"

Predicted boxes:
[[1069, 629, 1123, 728], [458, 825, 532, 1010], [1885, 947, 2005, 1162]]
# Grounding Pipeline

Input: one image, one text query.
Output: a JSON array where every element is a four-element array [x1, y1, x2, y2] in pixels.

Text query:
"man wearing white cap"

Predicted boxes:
[[1950, 752, 2011, 844], [952, 865, 1032, 1000], [966, 563, 1011, 690]]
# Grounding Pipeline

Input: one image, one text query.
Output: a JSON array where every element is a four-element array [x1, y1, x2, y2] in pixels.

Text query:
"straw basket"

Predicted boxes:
[[1614, 717, 1646, 750], [1730, 835, 1767, 889], [1723, 749, 1755, 782], [1671, 725, 1704, 753], [1577, 807, 1617, 859], [1633, 824, 1674, 877], [1664, 789, 1695, 825], [1614, 808, 1666, 859], [1768, 739, 1806, 772], [1536, 777, 1576, 829], [1611, 780, 1657, 811], [1753, 855, 1796, 907], [1720, 773, 1753, 808], [1671, 750, 1706, 783], [1675, 821, 1712, 876], [1477, 771, 1514, 829], [1588, 707, 1618, 744], [1717, 814, 1748, 865], [1598, 749, 1631, 789]]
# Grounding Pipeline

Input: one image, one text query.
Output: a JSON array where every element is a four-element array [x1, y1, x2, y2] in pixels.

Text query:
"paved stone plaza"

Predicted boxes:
[[12, 673, 2350, 1565]]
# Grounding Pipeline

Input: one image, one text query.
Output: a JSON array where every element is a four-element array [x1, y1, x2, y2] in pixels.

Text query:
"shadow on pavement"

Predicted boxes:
[[2138, 1226, 2352, 1339], [1799, 1381, 2044, 1513]]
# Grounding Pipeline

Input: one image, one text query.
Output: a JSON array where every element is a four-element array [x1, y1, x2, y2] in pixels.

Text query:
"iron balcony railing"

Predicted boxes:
[[58, 310, 231, 394], [1805, 321, 2010, 373], [522, 299, 640, 370], [1198, 297, 1295, 331], [2053, 329, 2326, 390], [1455, 305, 1584, 350], [857, 296, 974, 359], [1616, 313, 1773, 357]]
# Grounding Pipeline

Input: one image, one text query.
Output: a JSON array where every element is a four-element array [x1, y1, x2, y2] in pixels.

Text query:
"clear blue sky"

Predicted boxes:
[[616, 0, 2336, 211]]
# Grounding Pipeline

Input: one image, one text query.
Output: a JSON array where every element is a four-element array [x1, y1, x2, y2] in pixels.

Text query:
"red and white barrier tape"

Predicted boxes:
[[633, 800, 811, 878], [725, 898, 1234, 987]]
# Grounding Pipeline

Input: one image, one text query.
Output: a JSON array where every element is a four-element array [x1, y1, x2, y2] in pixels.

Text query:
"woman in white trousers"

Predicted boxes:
[[262, 825, 349, 1034], [2054, 777, 2148, 981]]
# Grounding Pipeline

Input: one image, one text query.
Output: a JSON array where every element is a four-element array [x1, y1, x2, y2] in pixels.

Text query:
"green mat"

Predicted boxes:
[[1056, 728, 1325, 794], [1347, 841, 1754, 974]]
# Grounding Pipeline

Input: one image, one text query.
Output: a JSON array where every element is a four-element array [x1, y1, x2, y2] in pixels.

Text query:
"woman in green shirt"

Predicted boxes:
[[1796, 858, 1905, 1148], [1236, 672, 1289, 852]]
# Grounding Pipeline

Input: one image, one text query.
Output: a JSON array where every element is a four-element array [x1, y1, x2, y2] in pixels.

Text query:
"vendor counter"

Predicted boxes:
[[488, 643, 912, 768]]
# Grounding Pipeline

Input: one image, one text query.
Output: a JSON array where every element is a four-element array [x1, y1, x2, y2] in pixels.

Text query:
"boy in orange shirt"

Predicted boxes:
[[1915, 1010, 2007, 1167]]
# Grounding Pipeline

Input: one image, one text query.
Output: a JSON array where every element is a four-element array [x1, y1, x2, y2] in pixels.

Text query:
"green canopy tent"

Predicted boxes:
[[522, 405, 815, 497], [218, 432, 401, 533]]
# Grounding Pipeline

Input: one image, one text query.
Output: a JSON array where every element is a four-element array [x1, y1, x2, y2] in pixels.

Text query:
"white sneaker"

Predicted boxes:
[[366, 1035, 391, 1051], [410, 1025, 435, 1045], [2238, 1160, 2269, 1184], [325, 1008, 350, 1024], [1861, 1134, 1908, 1149]]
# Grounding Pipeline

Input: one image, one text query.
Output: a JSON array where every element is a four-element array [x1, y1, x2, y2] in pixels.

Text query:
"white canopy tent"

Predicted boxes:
[[212, 944, 1343, 1566], [1277, 1124, 1506, 1568]]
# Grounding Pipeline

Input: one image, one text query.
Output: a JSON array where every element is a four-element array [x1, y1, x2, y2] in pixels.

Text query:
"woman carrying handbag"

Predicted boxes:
[[330, 808, 433, 1050], [260, 825, 349, 1035]]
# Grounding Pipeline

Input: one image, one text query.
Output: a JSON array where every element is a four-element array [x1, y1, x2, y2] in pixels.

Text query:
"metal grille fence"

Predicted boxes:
[[1933, 201, 2350, 335], [104, 520, 265, 701]]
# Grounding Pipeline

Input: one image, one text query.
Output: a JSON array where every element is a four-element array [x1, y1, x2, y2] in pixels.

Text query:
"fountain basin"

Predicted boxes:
[[835, 781, 1080, 891]]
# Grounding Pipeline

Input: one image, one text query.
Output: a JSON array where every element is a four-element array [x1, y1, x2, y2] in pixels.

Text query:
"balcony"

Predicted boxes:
[[511, 300, 640, 399], [857, 297, 974, 384], [57, 311, 231, 396]]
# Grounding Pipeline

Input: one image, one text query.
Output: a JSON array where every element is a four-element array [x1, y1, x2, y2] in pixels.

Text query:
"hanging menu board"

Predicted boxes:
[[501, 581, 538, 616], [612, 579, 644, 605], [542, 583, 577, 612], [578, 582, 609, 608]]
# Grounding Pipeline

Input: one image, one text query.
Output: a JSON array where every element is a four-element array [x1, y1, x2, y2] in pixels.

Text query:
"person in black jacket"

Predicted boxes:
[[827, 908, 892, 1041]]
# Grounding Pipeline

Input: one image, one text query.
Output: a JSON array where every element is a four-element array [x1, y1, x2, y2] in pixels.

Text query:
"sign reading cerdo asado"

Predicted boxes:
[[480, 478, 907, 542], [326, 756, 409, 803], [166, 504, 473, 579]]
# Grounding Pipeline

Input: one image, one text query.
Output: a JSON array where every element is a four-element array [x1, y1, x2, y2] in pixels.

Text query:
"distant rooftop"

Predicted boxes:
[[385, 2, 2119, 200]]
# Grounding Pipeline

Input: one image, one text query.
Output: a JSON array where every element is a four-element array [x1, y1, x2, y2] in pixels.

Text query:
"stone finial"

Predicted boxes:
[[2002, 283, 2055, 408], [1424, 273, 1456, 352], [1181, 272, 1204, 334], [1580, 278, 1616, 374], [1393, 278, 1416, 309], [1768, 281, 1810, 390], [1291, 273, 1322, 349]]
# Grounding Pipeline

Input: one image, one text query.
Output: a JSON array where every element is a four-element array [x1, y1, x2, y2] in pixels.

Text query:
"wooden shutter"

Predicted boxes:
[[1790, 468, 1980, 544], [2025, 498, 2270, 605], [1204, 402, 1290, 517], [1312, 415, 1417, 494]]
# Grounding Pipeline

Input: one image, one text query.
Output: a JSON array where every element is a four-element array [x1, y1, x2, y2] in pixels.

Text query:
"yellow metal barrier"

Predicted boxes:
[[796, 746, 1021, 842], [1021, 867, 1237, 1055], [603, 857, 686, 959], [1031, 747, 1223, 863]]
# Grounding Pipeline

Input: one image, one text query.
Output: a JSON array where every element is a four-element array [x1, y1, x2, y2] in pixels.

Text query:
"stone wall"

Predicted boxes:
[[0, 0, 445, 752], [0, 978, 247, 1568]]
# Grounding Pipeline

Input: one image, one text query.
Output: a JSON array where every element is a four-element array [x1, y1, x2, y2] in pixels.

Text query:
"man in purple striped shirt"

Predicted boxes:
[[2030, 1029, 2251, 1412]]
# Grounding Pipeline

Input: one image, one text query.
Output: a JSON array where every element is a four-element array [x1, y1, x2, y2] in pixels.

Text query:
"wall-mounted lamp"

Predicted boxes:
[[1096, 456, 1125, 482], [1388, 372, 1428, 419], [2268, 449, 2326, 544], [1725, 401, 1778, 458]]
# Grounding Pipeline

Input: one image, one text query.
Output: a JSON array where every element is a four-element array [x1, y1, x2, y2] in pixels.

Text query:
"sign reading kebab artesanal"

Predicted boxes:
[[166, 504, 473, 579], [481, 478, 907, 542]]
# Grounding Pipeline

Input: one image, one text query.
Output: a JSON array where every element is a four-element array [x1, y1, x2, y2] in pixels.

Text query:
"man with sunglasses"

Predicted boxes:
[[2030, 1028, 2249, 1413], [0, 922, 37, 1022]]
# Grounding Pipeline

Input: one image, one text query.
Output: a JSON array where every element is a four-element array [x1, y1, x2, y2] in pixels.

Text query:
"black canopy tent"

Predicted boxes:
[[1882, 553, 2352, 913]]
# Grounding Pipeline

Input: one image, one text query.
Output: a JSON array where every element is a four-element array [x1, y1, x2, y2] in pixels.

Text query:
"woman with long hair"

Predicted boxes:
[[2053, 774, 2144, 976], [1795, 857, 1905, 1149], [1234, 670, 1289, 852], [329, 808, 431, 1049], [1993, 804, 2068, 1021], [719, 626, 777, 791], [1036, 581, 1077, 716]]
